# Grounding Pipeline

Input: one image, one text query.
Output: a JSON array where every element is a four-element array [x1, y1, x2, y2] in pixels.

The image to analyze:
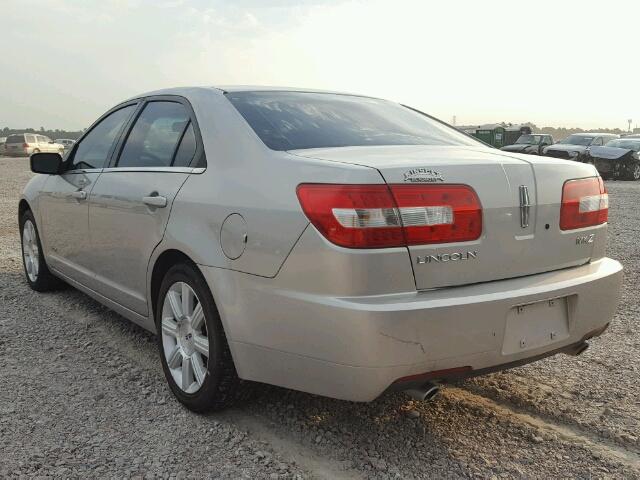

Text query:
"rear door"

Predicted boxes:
[[87, 97, 202, 316]]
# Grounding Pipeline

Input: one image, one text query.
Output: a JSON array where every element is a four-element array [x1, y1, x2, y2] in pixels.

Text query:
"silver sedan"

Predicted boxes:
[[20, 87, 622, 411]]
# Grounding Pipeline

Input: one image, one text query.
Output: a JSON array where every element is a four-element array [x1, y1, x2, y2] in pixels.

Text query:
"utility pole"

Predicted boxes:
[[628, 119, 633, 132], [452, 115, 457, 126]]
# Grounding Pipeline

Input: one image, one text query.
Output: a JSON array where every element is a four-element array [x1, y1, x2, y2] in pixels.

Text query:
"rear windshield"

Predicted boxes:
[[605, 139, 640, 151], [6, 134, 24, 143], [226, 91, 479, 151], [559, 135, 594, 146]]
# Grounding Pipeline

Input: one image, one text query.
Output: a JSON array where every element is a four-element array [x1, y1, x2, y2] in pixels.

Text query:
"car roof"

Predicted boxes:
[[127, 85, 380, 102], [571, 132, 617, 136]]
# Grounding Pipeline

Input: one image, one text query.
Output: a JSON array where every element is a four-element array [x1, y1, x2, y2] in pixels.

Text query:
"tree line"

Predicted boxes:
[[1, 126, 84, 140]]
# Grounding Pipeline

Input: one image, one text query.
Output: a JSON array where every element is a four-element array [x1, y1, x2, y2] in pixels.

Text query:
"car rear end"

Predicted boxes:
[[207, 90, 623, 402], [4, 134, 35, 156]]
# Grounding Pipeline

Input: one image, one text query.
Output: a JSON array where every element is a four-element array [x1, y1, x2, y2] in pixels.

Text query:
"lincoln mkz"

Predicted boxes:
[[20, 87, 623, 411]]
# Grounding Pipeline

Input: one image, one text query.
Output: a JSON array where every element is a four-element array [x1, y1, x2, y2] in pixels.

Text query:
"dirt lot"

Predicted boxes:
[[1, 156, 639, 479]]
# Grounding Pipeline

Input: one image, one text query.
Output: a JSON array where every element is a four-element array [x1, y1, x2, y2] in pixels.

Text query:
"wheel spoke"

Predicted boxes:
[[32, 254, 39, 276], [167, 345, 183, 369], [191, 303, 204, 330], [182, 283, 194, 317], [192, 354, 206, 386], [167, 290, 183, 320], [193, 333, 209, 357], [161, 317, 179, 338], [181, 356, 194, 390]]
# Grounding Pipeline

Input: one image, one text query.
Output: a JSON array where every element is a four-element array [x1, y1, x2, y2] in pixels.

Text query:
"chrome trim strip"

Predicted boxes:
[[101, 167, 198, 173]]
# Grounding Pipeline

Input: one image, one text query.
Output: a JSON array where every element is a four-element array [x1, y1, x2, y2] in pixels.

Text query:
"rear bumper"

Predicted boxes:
[[202, 257, 622, 402]]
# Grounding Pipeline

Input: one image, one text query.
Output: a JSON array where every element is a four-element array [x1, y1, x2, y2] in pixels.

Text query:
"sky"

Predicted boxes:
[[1, 0, 639, 131]]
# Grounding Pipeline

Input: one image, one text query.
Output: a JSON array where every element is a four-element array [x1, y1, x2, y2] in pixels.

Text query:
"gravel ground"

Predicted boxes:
[[0, 156, 638, 479]]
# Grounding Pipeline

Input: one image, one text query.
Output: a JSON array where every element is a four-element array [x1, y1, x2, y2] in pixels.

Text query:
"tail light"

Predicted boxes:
[[22, 143, 28, 148], [296, 184, 482, 248], [560, 177, 608, 230]]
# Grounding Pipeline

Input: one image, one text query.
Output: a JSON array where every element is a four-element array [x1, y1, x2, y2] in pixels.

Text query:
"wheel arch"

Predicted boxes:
[[18, 198, 31, 220], [149, 249, 199, 320]]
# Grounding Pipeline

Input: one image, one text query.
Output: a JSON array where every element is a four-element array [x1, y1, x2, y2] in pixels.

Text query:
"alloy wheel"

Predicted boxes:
[[633, 164, 640, 181], [161, 282, 209, 393], [22, 220, 39, 283]]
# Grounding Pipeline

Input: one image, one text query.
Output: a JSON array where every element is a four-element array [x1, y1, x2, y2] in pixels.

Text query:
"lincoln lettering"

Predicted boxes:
[[416, 251, 478, 265]]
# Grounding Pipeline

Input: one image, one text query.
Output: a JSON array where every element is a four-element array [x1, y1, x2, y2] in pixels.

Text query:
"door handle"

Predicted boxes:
[[71, 190, 87, 200], [142, 195, 167, 208]]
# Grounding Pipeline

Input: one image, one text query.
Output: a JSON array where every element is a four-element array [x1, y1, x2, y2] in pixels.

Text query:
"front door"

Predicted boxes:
[[87, 99, 198, 316], [39, 104, 137, 287]]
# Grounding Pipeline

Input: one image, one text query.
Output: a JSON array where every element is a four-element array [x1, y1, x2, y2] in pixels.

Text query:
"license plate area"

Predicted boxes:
[[502, 297, 570, 355]]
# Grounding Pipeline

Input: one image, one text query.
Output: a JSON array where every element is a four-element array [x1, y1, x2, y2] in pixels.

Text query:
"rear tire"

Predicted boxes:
[[156, 262, 248, 412], [19, 210, 64, 291]]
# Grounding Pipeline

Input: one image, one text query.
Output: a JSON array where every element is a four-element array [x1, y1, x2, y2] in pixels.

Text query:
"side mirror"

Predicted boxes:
[[31, 152, 63, 174]]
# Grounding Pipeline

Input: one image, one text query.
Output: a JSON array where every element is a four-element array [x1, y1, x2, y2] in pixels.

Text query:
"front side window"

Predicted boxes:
[[592, 137, 603, 146], [117, 101, 190, 168], [70, 105, 136, 170], [226, 91, 479, 151]]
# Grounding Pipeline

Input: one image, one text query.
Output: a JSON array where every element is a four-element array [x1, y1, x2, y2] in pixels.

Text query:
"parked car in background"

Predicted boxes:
[[4, 134, 64, 156], [0, 137, 6, 155], [589, 138, 640, 180], [543, 133, 619, 162], [20, 87, 622, 412], [55, 138, 76, 151], [500, 134, 554, 155]]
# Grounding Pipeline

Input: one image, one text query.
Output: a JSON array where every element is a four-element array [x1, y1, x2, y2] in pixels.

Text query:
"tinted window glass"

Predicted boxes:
[[71, 105, 135, 170], [6, 135, 24, 143], [226, 91, 479, 151], [172, 122, 196, 167], [117, 102, 189, 168]]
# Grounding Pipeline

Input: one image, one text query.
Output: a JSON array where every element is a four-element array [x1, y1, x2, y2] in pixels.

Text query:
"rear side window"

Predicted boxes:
[[117, 101, 190, 168], [25, 135, 36, 143], [70, 105, 136, 170], [6, 135, 24, 143], [226, 91, 479, 151], [172, 123, 196, 167]]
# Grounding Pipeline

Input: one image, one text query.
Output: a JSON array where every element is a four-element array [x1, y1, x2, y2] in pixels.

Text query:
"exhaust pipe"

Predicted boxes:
[[565, 341, 589, 357], [404, 382, 440, 401]]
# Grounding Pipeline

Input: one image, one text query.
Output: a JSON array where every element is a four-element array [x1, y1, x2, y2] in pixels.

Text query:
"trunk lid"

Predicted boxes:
[[291, 145, 602, 289]]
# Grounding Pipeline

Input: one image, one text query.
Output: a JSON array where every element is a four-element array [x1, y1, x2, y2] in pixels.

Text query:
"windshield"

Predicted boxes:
[[605, 139, 640, 152], [559, 135, 594, 146], [515, 134, 542, 145], [226, 91, 480, 151]]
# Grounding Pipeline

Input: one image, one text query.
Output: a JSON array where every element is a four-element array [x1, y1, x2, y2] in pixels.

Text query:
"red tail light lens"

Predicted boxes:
[[390, 184, 482, 245], [22, 143, 29, 148], [296, 183, 482, 248], [560, 177, 608, 230]]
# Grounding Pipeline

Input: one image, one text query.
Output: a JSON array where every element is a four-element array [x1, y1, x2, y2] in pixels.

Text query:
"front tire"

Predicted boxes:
[[156, 263, 247, 412], [626, 163, 640, 181], [19, 210, 64, 291]]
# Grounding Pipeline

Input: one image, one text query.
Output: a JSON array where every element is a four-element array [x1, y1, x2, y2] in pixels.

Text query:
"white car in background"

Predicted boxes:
[[4, 133, 64, 157], [55, 138, 76, 151]]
